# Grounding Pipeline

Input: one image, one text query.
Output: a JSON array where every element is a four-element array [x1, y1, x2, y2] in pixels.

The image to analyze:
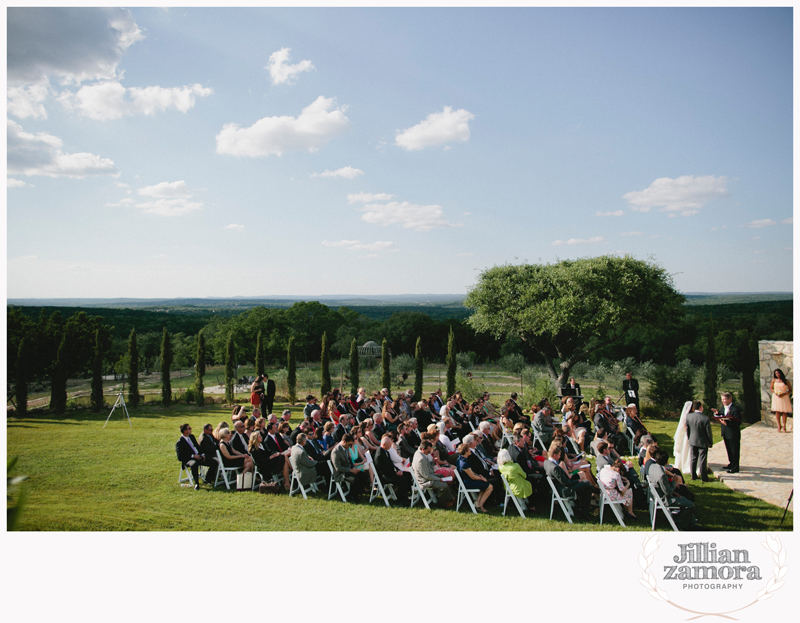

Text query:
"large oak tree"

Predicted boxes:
[[464, 255, 685, 387]]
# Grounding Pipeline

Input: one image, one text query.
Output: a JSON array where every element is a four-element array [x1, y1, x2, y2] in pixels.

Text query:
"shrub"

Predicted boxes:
[[455, 352, 475, 370], [393, 353, 415, 377], [646, 360, 696, 411], [526, 375, 558, 409], [185, 387, 195, 404], [499, 353, 526, 376], [455, 369, 487, 403]]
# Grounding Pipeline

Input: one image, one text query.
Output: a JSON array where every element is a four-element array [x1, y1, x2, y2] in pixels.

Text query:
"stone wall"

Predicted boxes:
[[758, 340, 793, 430]]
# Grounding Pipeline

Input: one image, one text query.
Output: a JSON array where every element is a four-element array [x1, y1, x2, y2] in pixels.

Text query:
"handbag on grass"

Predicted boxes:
[[236, 472, 254, 490], [259, 481, 281, 494]]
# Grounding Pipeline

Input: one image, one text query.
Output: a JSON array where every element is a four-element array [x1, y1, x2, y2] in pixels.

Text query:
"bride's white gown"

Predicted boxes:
[[672, 400, 693, 473]]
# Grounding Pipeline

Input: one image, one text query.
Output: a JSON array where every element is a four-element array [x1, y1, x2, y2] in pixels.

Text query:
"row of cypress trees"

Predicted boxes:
[[15, 324, 459, 414]]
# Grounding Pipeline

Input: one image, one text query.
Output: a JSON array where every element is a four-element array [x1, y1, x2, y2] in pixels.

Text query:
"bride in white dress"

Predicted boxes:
[[672, 400, 693, 473]]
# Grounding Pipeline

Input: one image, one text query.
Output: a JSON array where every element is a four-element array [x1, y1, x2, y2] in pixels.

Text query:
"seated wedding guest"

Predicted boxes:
[[248, 431, 272, 482], [279, 409, 292, 424], [564, 412, 588, 452], [497, 448, 533, 510], [477, 421, 498, 456], [231, 420, 250, 455], [551, 437, 596, 487], [415, 400, 434, 431], [290, 420, 312, 445], [638, 435, 655, 466], [560, 396, 577, 418], [383, 400, 400, 432], [328, 399, 342, 424], [594, 403, 627, 453], [397, 422, 418, 460], [331, 434, 371, 503], [350, 427, 374, 489], [264, 422, 292, 489], [437, 421, 458, 456], [356, 397, 374, 423], [245, 417, 256, 436], [361, 419, 381, 452], [647, 449, 699, 530], [356, 387, 367, 405], [421, 430, 456, 478], [406, 418, 422, 447], [412, 440, 455, 508], [533, 406, 556, 449], [303, 395, 319, 419], [322, 422, 336, 450], [290, 433, 319, 489], [625, 404, 648, 449], [197, 423, 220, 485], [306, 427, 331, 485], [598, 458, 636, 521], [278, 421, 294, 448], [213, 421, 228, 441], [384, 432, 411, 474], [456, 443, 493, 513], [176, 423, 215, 490], [543, 445, 593, 519], [430, 389, 445, 414], [374, 436, 412, 505], [373, 412, 387, 438], [333, 414, 349, 443], [218, 428, 254, 490]]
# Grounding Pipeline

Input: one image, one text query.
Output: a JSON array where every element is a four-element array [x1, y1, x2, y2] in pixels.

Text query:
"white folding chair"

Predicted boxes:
[[289, 470, 324, 499], [567, 435, 582, 455], [365, 451, 397, 507], [547, 476, 575, 524], [214, 450, 242, 490], [500, 472, 527, 518], [178, 463, 196, 486], [409, 469, 437, 509], [532, 428, 550, 454], [598, 480, 627, 527], [327, 460, 351, 502], [454, 469, 480, 514], [648, 481, 680, 532]]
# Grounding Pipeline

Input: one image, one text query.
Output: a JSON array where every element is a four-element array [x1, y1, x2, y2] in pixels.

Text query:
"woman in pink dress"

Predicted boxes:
[[770, 369, 793, 433], [597, 459, 636, 520]]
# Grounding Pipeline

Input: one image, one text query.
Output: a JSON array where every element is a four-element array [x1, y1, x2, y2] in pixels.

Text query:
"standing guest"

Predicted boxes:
[[176, 423, 212, 490], [250, 375, 265, 410], [197, 423, 220, 485], [263, 374, 277, 415], [622, 371, 640, 414], [770, 369, 793, 433], [711, 392, 742, 474], [685, 401, 712, 482]]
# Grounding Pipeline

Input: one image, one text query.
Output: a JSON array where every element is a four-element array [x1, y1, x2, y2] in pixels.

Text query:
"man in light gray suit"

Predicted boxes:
[[685, 400, 712, 482], [290, 433, 318, 487], [331, 433, 369, 502], [411, 440, 454, 507]]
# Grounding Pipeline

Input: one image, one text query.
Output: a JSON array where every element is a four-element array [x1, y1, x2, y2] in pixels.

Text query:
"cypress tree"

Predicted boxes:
[[320, 332, 331, 395], [51, 332, 68, 414], [381, 338, 391, 391], [349, 337, 359, 395], [195, 329, 206, 407], [703, 314, 718, 411], [225, 333, 235, 405], [255, 330, 265, 377], [161, 327, 173, 407], [128, 328, 139, 408], [16, 337, 28, 418], [737, 330, 760, 423], [414, 336, 424, 401], [287, 336, 297, 404], [446, 325, 456, 398], [91, 329, 104, 412]]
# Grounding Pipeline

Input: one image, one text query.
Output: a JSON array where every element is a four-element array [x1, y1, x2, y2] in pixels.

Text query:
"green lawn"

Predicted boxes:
[[7, 403, 792, 531]]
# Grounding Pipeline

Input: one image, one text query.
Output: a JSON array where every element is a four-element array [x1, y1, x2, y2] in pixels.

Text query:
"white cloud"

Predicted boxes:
[[743, 219, 777, 229], [347, 192, 394, 204], [133, 198, 203, 217], [225, 224, 245, 231], [360, 201, 457, 231], [138, 180, 191, 199], [623, 175, 728, 216], [115, 182, 129, 188], [457, 252, 474, 257], [267, 48, 314, 85], [620, 231, 643, 236], [321, 240, 395, 252], [395, 106, 474, 151], [781, 217, 793, 225], [596, 210, 624, 217], [552, 236, 605, 246], [59, 82, 213, 120], [7, 178, 30, 187], [312, 166, 364, 179], [7, 81, 50, 119], [7, 8, 143, 85], [7, 119, 117, 178], [216, 96, 349, 157]]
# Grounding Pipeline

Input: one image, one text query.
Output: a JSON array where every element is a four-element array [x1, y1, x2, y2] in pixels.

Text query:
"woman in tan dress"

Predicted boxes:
[[770, 369, 793, 433]]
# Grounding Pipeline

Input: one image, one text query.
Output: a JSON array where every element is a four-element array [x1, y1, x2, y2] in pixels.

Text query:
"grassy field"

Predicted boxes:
[[7, 401, 792, 532]]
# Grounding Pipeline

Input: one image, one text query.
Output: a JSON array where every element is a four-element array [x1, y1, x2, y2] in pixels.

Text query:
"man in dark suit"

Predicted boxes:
[[333, 414, 349, 443], [685, 401, 712, 482], [264, 421, 291, 485], [264, 374, 277, 415], [305, 431, 331, 486], [562, 377, 581, 396], [175, 423, 214, 490], [711, 392, 742, 473], [290, 420, 312, 445], [543, 445, 593, 517], [375, 437, 412, 504], [197, 423, 219, 485], [622, 372, 640, 414], [231, 420, 250, 455], [509, 431, 545, 498]]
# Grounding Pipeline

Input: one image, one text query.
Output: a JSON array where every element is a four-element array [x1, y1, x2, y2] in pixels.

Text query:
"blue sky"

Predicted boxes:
[[6, 7, 794, 298]]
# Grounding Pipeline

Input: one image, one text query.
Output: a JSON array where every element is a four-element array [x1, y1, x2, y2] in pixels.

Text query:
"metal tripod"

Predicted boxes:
[[103, 391, 132, 429]]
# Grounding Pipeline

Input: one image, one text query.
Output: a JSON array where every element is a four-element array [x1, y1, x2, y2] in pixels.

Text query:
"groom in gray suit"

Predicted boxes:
[[685, 401, 712, 482]]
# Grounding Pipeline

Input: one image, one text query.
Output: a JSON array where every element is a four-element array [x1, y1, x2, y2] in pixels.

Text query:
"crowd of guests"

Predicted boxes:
[[175, 379, 704, 529]]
